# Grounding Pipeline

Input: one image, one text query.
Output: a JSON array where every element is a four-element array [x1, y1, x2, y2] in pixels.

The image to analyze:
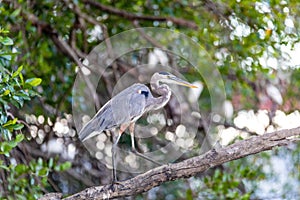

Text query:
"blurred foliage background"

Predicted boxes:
[[0, 0, 300, 199]]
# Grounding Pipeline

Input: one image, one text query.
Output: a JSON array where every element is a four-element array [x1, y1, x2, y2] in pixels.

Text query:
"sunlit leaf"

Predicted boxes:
[[3, 118, 18, 127], [19, 73, 24, 86], [1, 89, 10, 96], [25, 78, 42, 87], [15, 134, 24, 142], [15, 164, 28, 175], [0, 142, 12, 155], [12, 65, 23, 78], [37, 168, 49, 177], [54, 161, 72, 171]]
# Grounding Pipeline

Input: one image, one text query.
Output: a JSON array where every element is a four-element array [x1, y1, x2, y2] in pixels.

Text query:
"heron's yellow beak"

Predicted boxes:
[[169, 76, 198, 88]]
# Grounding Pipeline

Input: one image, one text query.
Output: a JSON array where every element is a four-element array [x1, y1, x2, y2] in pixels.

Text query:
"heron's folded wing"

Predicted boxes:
[[78, 101, 118, 141]]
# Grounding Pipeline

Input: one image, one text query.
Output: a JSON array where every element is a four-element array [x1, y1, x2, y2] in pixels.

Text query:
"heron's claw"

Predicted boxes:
[[109, 180, 124, 192]]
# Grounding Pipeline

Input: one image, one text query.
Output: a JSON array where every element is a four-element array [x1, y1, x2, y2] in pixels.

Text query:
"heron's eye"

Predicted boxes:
[[159, 71, 170, 75], [140, 90, 149, 98]]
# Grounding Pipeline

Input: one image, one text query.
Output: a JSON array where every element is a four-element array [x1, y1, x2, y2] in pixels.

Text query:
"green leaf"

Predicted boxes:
[[0, 163, 9, 171], [0, 98, 8, 107], [0, 142, 12, 155], [0, 114, 8, 124], [11, 8, 21, 17], [61, 161, 72, 170], [2, 129, 12, 140], [0, 28, 9, 34], [10, 98, 21, 108], [48, 158, 54, 168], [37, 168, 49, 177], [0, 36, 13, 46], [15, 134, 24, 142], [186, 189, 193, 200], [25, 78, 42, 87], [12, 95, 24, 107], [19, 73, 24, 86], [38, 157, 43, 166], [8, 140, 18, 148], [15, 91, 31, 100], [1, 89, 10, 96], [13, 123, 24, 130], [0, 54, 11, 62], [3, 118, 18, 127], [27, 89, 40, 97], [12, 65, 23, 78], [15, 164, 28, 175], [55, 161, 72, 171]]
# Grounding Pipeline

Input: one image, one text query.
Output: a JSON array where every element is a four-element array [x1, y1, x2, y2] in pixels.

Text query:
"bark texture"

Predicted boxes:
[[40, 127, 300, 200]]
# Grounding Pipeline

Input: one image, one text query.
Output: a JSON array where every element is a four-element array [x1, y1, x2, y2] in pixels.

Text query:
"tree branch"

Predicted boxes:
[[14, 1, 102, 110], [202, 0, 232, 22], [83, 0, 198, 30], [40, 127, 300, 200]]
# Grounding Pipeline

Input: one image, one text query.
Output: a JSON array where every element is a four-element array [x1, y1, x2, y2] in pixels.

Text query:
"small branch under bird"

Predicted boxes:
[[78, 71, 197, 182]]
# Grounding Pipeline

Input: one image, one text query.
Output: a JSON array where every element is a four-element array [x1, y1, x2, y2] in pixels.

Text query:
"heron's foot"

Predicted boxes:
[[108, 183, 116, 192], [131, 148, 162, 166], [112, 180, 123, 185], [109, 180, 124, 192]]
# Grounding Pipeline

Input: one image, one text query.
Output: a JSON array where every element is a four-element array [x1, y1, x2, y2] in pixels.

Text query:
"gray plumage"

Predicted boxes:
[[78, 71, 197, 182], [79, 72, 197, 141], [79, 83, 153, 141]]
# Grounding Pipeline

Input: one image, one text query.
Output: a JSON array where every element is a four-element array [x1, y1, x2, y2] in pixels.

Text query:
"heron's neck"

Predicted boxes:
[[148, 79, 171, 110]]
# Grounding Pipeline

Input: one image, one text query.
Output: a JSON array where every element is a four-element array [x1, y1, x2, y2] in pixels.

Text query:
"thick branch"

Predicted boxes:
[[40, 127, 300, 200], [83, 0, 198, 30]]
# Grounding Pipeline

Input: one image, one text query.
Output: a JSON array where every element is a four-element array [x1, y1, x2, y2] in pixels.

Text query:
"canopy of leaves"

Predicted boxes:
[[0, 0, 299, 199]]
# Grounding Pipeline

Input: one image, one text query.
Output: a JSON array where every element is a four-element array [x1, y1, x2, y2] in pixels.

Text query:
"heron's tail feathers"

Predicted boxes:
[[78, 121, 101, 142]]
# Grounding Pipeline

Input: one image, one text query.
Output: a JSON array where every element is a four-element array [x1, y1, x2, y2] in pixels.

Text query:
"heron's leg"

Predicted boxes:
[[112, 132, 121, 183], [129, 123, 136, 150], [111, 124, 129, 183], [129, 123, 161, 166]]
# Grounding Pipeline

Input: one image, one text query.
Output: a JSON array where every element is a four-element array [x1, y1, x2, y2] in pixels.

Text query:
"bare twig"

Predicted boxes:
[[63, 0, 100, 26], [101, 24, 121, 82], [202, 0, 232, 22], [16, 2, 101, 110], [83, 0, 198, 30], [132, 21, 164, 48]]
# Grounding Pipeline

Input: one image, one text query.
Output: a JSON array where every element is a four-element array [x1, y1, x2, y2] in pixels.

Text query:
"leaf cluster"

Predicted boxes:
[[0, 28, 71, 199]]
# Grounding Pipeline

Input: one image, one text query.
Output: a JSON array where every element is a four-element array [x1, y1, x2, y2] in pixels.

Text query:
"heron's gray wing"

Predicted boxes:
[[79, 83, 152, 141], [109, 83, 150, 124], [78, 100, 116, 141]]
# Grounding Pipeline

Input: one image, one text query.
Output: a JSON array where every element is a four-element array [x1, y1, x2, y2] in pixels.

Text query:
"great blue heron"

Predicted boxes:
[[79, 71, 197, 181]]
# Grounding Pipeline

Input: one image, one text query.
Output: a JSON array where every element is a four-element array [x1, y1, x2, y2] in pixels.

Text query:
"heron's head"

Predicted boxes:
[[152, 71, 197, 88]]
